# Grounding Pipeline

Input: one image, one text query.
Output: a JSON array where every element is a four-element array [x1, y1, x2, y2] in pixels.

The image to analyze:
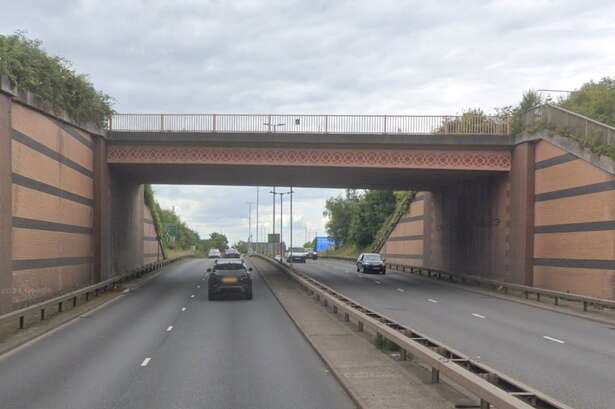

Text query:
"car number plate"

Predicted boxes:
[[222, 277, 238, 284]]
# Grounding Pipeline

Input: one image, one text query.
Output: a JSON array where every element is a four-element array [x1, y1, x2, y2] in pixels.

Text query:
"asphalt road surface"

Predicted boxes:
[[0, 259, 355, 409], [293, 258, 615, 409]]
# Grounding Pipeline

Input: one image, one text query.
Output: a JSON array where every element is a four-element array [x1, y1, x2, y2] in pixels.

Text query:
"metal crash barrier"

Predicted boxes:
[[0, 257, 189, 330]]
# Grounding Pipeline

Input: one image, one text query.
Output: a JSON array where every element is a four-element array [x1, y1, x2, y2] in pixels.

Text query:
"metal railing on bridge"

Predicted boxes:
[[524, 104, 615, 147], [109, 113, 511, 135]]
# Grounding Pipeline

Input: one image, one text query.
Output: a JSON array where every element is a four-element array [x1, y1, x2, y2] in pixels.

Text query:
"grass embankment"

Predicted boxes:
[[164, 248, 197, 260]]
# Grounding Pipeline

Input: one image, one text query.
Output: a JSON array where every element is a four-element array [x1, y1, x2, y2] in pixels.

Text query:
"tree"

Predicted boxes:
[[158, 208, 200, 250], [348, 190, 397, 247], [324, 190, 398, 249], [200, 232, 229, 252], [323, 191, 357, 247], [233, 241, 249, 254], [559, 77, 615, 127]]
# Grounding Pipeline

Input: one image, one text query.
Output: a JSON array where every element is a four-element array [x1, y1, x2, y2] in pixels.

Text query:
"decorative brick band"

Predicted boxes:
[[107, 145, 511, 171]]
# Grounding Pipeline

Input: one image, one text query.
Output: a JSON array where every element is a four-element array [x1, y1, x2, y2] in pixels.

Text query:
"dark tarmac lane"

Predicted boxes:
[[0, 258, 355, 409], [294, 258, 615, 409]]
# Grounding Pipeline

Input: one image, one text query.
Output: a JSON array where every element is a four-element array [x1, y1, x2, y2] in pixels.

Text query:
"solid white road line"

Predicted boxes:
[[166, 326, 173, 332], [471, 313, 486, 319], [181, 307, 187, 312], [543, 335, 565, 344], [427, 299, 438, 303], [397, 288, 405, 292], [141, 357, 151, 367]]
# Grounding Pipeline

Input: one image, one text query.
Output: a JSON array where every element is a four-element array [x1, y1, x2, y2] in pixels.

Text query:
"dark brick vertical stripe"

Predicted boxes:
[[0, 93, 12, 313]]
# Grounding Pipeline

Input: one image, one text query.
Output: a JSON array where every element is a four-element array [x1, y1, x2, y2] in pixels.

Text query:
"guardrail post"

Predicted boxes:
[[344, 312, 349, 322], [536, 293, 541, 302], [400, 349, 407, 361], [357, 321, 364, 332], [73, 296, 77, 308], [332, 305, 338, 314], [554, 296, 559, 306], [431, 367, 440, 384], [212, 114, 216, 132], [40, 308, 45, 321], [58, 301, 62, 313], [480, 399, 490, 409], [19, 316, 24, 329], [160, 114, 164, 131], [583, 301, 588, 312]]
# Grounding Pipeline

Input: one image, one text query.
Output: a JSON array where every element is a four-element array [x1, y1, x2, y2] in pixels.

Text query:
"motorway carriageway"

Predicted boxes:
[[0, 259, 355, 409], [293, 258, 615, 409]]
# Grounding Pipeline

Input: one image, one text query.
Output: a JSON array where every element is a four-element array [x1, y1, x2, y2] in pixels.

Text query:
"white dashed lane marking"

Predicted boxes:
[[471, 313, 486, 319], [181, 307, 187, 312], [375, 281, 382, 285], [427, 299, 438, 303], [141, 358, 151, 367], [397, 288, 405, 292], [190, 294, 195, 298], [543, 336, 565, 344], [166, 326, 173, 332]]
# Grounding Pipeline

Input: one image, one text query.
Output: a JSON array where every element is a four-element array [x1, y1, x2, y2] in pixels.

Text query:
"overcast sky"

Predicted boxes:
[[3, 0, 615, 243]]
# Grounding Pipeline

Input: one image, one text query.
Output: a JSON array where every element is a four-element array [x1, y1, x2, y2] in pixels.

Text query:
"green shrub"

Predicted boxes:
[[0, 32, 113, 127]]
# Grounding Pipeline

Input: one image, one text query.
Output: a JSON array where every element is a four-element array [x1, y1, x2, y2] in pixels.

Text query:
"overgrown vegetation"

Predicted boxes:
[[0, 32, 113, 127], [560, 78, 615, 127], [323, 190, 410, 256], [512, 77, 615, 161]]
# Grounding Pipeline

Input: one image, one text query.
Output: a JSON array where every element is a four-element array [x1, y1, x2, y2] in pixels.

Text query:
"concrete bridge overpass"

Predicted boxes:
[[107, 113, 512, 189]]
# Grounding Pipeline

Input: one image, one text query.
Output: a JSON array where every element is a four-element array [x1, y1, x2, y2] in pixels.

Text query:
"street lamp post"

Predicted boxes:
[[246, 201, 253, 252], [270, 187, 276, 256], [256, 187, 260, 243]]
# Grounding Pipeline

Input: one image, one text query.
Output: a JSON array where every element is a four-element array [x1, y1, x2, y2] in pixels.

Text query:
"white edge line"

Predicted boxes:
[[543, 335, 565, 344], [141, 357, 151, 367]]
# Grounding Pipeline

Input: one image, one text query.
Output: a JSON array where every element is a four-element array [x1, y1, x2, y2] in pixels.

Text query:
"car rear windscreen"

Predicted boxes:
[[215, 263, 244, 270]]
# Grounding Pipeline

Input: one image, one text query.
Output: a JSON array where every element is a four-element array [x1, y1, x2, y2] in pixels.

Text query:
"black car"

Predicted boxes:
[[207, 259, 253, 300], [356, 253, 386, 274]]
